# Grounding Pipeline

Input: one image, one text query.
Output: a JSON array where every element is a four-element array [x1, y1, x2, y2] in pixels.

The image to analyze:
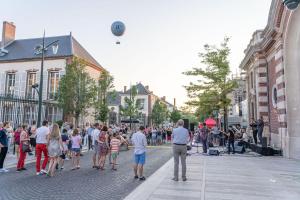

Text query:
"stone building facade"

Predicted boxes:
[[240, 0, 300, 159], [0, 21, 105, 126]]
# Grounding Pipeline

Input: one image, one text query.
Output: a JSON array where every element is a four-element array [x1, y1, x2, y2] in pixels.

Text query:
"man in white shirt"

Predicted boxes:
[[35, 120, 50, 175], [91, 123, 101, 168], [131, 126, 147, 181]]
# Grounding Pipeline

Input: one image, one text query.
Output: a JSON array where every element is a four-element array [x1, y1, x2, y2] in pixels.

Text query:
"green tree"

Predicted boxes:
[[120, 85, 140, 128], [170, 109, 182, 123], [183, 37, 237, 131], [58, 58, 96, 126], [151, 100, 168, 126], [94, 71, 114, 123]]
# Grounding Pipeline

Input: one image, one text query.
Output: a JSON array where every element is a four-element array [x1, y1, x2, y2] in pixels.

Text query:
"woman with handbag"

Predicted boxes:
[[17, 125, 30, 172], [98, 126, 109, 170]]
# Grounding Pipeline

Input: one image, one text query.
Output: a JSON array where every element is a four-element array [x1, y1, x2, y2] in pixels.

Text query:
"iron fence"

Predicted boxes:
[[0, 94, 62, 128]]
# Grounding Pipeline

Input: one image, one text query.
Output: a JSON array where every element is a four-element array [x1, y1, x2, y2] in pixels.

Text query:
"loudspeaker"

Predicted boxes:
[[183, 119, 189, 130], [261, 137, 268, 148], [208, 149, 219, 156], [190, 123, 195, 132]]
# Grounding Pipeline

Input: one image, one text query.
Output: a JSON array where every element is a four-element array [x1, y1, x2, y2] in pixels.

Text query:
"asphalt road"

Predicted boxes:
[[0, 146, 173, 200]]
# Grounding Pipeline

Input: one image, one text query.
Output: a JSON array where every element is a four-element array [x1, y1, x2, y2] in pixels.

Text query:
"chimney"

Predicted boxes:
[[1, 21, 15, 47], [173, 98, 176, 107], [162, 96, 166, 101], [124, 86, 127, 93], [145, 85, 149, 91]]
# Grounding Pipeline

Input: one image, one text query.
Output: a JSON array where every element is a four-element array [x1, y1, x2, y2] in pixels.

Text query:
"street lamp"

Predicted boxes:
[[283, 0, 300, 10], [34, 31, 59, 127]]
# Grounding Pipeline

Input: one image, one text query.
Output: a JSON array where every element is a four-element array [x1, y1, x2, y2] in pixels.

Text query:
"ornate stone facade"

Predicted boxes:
[[240, 0, 300, 159]]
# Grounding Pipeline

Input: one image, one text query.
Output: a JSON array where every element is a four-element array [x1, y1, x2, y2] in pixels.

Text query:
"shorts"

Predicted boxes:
[[111, 152, 118, 160], [93, 144, 99, 155], [134, 152, 146, 165], [72, 148, 80, 153]]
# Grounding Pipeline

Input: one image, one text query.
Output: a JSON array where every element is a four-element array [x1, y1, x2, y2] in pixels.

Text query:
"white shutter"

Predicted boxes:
[[14, 72, 20, 97], [19, 72, 27, 97], [0, 72, 5, 95], [35, 71, 40, 100]]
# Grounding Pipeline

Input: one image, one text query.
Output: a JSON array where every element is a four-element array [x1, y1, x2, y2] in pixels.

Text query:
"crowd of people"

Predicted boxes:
[[0, 120, 133, 176]]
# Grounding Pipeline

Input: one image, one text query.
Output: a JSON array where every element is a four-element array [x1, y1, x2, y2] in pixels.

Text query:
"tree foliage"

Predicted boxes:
[[58, 58, 96, 126], [120, 85, 140, 122], [170, 109, 182, 123], [151, 100, 168, 126], [183, 37, 237, 130], [94, 71, 114, 123]]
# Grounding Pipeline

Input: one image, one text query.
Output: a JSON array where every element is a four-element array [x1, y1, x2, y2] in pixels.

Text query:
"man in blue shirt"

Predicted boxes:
[[0, 122, 10, 173], [172, 119, 190, 181], [132, 126, 147, 181]]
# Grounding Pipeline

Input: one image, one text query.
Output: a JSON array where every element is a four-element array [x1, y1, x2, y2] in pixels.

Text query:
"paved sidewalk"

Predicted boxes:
[[124, 152, 300, 200]]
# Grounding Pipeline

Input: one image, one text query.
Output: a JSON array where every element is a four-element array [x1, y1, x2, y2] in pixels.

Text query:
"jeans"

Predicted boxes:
[[228, 140, 235, 154], [173, 144, 187, 179], [253, 130, 258, 144], [202, 138, 208, 153], [36, 144, 48, 172], [88, 135, 92, 150], [0, 147, 8, 169]]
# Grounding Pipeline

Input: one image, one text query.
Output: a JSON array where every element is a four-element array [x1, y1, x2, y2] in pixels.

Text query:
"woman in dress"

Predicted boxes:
[[47, 123, 62, 177], [98, 126, 109, 170]]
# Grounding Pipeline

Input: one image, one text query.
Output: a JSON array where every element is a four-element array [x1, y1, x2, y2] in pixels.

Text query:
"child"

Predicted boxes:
[[71, 129, 81, 170], [110, 132, 121, 171]]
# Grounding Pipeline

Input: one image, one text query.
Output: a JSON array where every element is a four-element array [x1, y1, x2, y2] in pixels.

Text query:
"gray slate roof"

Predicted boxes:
[[107, 91, 121, 106], [123, 83, 151, 95], [0, 34, 103, 69]]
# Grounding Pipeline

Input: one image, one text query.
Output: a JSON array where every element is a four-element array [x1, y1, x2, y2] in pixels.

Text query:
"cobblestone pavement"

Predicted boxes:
[[0, 146, 173, 200]]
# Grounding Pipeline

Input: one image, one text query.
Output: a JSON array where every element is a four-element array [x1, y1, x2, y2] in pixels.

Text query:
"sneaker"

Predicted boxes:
[[16, 169, 22, 172], [182, 177, 187, 182], [134, 175, 139, 179], [139, 176, 146, 181], [41, 169, 47, 174], [1, 168, 9, 173], [65, 158, 70, 161], [36, 172, 43, 176], [172, 177, 179, 181], [21, 168, 27, 170]]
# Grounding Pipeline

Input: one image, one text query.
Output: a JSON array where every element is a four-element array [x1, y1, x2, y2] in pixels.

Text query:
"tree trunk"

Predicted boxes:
[[75, 114, 79, 128], [223, 106, 228, 132]]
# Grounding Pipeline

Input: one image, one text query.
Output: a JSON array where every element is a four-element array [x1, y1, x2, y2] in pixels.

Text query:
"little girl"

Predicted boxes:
[[71, 129, 81, 170]]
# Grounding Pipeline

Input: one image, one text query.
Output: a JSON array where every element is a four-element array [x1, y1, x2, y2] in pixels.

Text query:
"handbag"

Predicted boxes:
[[22, 143, 32, 153]]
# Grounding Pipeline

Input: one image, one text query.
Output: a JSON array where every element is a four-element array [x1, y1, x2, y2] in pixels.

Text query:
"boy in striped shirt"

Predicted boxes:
[[110, 133, 121, 171]]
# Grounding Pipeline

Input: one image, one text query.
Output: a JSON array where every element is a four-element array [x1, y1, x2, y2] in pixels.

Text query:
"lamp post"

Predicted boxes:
[[34, 31, 59, 127], [283, 0, 300, 10]]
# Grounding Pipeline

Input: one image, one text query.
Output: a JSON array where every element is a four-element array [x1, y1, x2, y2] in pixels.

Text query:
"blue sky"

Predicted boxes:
[[1, 0, 272, 107]]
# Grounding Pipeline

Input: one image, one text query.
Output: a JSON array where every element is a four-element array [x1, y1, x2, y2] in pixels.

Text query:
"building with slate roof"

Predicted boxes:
[[111, 83, 175, 126], [0, 21, 106, 126]]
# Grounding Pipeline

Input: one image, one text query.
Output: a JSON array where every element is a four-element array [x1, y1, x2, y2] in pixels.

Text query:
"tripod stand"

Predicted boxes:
[[188, 134, 202, 156]]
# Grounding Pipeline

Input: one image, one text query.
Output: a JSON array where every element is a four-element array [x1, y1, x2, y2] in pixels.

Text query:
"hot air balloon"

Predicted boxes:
[[111, 21, 126, 44]]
